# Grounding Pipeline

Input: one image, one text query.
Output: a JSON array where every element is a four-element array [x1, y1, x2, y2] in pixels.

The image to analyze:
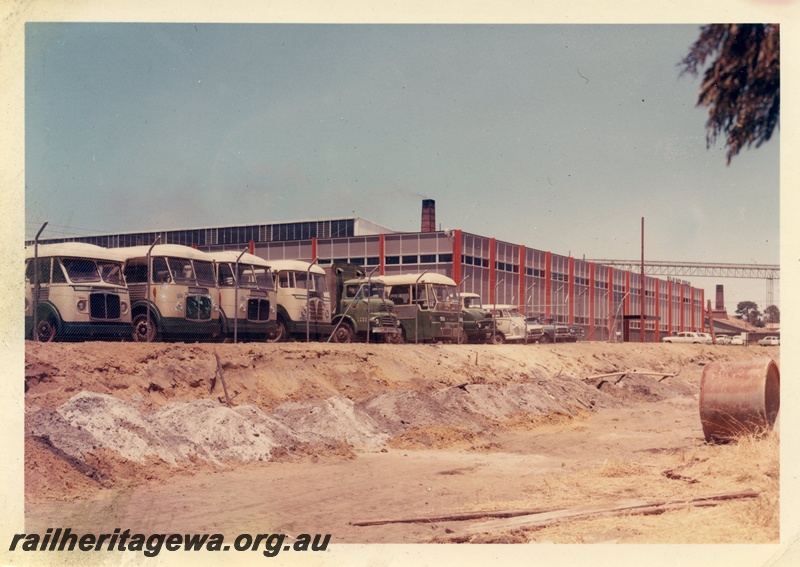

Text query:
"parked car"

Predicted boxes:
[[489, 305, 527, 344], [525, 316, 572, 343], [661, 331, 712, 344], [730, 335, 746, 346], [757, 336, 780, 346], [715, 335, 732, 345]]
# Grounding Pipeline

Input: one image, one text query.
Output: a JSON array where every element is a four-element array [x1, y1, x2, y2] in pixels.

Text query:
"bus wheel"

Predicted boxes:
[[267, 319, 287, 343], [491, 332, 506, 345], [539, 333, 551, 344], [132, 313, 160, 342], [331, 322, 354, 343], [35, 316, 57, 342]]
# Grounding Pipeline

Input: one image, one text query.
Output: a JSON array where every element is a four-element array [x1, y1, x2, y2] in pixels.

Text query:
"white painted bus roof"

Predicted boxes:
[[25, 242, 124, 262], [207, 251, 271, 267], [110, 244, 214, 261], [266, 259, 326, 275], [379, 273, 457, 286]]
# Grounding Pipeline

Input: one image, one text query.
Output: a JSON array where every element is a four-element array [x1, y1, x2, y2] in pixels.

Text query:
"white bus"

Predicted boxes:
[[114, 244, 219, 342], [25, 243, 133, 341], [267, 259, 332, 341], [209, 251, 278, 341], [381, 272, 461, 343]]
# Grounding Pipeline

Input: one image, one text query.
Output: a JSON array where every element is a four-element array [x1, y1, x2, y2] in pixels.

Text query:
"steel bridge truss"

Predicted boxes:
[[588, 260, 780, 280]]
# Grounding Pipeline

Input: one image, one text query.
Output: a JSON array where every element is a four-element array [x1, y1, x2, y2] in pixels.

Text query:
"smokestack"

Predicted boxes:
[[421, 199, 436, 233], [716, 285, 725, 311]]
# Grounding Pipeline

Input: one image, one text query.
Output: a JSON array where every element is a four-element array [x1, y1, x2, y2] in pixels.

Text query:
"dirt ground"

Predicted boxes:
[[23, 340, 780, 545]]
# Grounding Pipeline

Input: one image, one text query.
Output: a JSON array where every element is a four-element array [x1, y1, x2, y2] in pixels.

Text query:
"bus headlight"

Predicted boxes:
[[323, 308, 331, 319], [300, 307, 307, 320], [120, 301, 129, 315], [175, 301, 183, 312], [270, 305, 276, 314], [239, 303, 247, 313], [371, 317, 380, 326], [76, 299, 87, 313], [439, 316, 446, 322]]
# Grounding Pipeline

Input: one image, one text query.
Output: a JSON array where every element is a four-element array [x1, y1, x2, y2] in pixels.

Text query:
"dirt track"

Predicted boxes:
[[24, 341, 780, 543]]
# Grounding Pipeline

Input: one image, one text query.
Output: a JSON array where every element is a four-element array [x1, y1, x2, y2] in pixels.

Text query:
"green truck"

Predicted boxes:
[[458, 292, 495, 343], [325, 263, 403, 343]]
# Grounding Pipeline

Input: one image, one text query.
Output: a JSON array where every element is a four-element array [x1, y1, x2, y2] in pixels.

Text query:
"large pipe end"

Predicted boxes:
[[699, 358, 780, 443]]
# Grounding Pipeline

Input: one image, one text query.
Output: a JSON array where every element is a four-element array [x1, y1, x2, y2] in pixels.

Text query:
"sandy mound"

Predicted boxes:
[[24, 341, 776, 500]]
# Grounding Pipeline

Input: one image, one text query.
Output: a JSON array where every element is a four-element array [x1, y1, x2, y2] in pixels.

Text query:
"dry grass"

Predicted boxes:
[[447, 428, 779, 544]]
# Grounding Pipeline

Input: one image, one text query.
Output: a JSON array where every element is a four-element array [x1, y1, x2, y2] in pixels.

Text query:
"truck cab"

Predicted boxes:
[[326, 263, 402, 343], [459, 292, 495, 343]]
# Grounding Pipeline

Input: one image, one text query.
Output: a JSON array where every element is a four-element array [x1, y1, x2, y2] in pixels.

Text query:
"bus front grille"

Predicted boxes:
[[89, 292, 121, 320]]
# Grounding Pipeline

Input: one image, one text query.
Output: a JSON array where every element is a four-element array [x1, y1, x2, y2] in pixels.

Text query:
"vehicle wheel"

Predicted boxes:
[[384, 330, 404, 344], [330, 322, 354, 343], [35, 316, 57, 342], [267, 319, 287, 343], [132, 312, 160, 342], [491, 332, 505, 345], [539, 333, 551, 344], [457, 329, 468, 344]]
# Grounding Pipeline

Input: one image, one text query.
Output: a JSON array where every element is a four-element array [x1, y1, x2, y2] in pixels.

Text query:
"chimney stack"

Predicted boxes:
[[715, 285, 725, 310], [421, 199, 436, 233]]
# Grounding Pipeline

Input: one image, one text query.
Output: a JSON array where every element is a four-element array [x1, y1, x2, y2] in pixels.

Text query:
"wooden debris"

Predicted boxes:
[[214, 351, 232, 407], [449, 490, 758, 537], [352, 505, 561, 527]]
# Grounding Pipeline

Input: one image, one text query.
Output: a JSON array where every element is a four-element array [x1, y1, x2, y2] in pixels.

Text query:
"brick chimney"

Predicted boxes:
[[421, 199, 436, 233], [712, 284, 729, 319]]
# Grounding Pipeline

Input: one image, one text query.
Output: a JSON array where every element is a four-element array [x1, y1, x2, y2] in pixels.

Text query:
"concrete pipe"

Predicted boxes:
[[699, 358, 780, 443]]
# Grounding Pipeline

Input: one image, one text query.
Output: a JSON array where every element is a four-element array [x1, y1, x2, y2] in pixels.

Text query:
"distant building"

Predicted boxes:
[[28, 201, 706, 342]]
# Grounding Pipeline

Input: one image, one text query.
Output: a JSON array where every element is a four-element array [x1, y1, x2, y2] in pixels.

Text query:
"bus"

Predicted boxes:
[[381, 272, 461, 343], [114, 244, 219, 342], [25, 243, 133, 341], [267, 259, 332, 341], [209, 251, 277, 341]]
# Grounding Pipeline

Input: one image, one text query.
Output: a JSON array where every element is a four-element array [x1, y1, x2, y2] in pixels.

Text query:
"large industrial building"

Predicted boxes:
[[29, 200, 706, 342]]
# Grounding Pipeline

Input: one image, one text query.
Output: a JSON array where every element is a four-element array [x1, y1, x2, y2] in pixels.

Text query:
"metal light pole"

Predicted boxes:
[[366, 265, 379, 344], [145, 235, 162, 342], [492, 278, 504, 343], [612, 291, 631, 343], [414, 271, 428, 345], [524, 281, 535, 344], [457, 274, 470, 344], [32, 221, 48, 341], [306, 257, 319, 343], [233, 248, 247, 344]]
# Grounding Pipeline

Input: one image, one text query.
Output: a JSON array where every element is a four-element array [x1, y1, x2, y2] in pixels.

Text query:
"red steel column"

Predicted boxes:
[[453, 230, 463, 286], [489, 238, 497, 304], [518, 245, 526, 313], [700, 288, 705, 332], [311, 237, 317, 263], [654, 278, 661, 342], [667, 279, 673, 333], [679, 284, 685, 331], [568, 257, 575, 325], [588, 262, 596, 340], [545, 251, 552, 318], [378, 233, 386, 275], [607, 267, 614, 338]]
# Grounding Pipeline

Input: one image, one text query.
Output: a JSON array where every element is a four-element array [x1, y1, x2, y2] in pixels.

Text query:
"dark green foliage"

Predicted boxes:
[[680, 24, 779, 164]]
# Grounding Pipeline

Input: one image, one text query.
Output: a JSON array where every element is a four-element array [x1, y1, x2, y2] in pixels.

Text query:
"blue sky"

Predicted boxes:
[[23, 23, 781, 311]]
